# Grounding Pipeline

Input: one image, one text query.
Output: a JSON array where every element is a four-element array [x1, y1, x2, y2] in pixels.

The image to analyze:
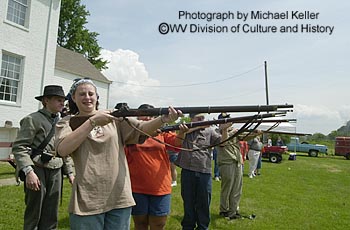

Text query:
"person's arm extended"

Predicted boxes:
[[57, 107, 182, 157], [174, 124, 189, 146], [219, 123, 233, 146], [57, 110, 115, 157], [57, 118, 94, 157], [241, 130, 263, 142], [139, 106, 182, 135]]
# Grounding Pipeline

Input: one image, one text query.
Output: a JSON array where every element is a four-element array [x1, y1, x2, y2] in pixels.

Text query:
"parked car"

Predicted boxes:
[[286, 137, 327, 157], [262, 145, 288, 163], [335, 137, 350, 160]]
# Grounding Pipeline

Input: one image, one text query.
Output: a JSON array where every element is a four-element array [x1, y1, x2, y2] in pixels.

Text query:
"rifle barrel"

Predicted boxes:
[[256, 118, 297, 123], [111, 104, 293, 117], [160, 113, 290, 132]]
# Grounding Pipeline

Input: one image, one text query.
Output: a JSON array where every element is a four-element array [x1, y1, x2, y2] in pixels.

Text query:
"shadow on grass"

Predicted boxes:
[[0, 172, 15, 176], [210, 213, 223, 229], [58, 216, 70, 229], [167, 214, 183, 229], [170, 212, 247, 229], [169, 214, 182, 223]]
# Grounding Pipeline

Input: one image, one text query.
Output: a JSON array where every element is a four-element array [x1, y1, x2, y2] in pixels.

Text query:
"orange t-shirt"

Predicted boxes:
[[125, 132, 179, 195]]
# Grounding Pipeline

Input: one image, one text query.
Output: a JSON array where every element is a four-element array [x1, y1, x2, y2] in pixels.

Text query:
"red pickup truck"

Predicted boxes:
[[262, 145, 288, 163]]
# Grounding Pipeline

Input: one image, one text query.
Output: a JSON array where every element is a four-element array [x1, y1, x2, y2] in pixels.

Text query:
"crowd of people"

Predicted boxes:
[[12, 79, 271, 230]]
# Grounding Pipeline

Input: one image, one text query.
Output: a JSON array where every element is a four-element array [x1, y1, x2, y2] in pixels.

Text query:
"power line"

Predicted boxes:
[[112, 64, 263, 88]]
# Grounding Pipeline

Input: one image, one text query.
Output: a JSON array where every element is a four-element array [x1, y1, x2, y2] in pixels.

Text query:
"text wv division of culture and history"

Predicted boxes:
[[158, 10, 335, 35]]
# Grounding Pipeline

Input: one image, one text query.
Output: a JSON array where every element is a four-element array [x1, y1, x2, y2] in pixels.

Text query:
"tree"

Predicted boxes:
[[309, 132, 326, 141], [327, 130, 338, 140], [178, 116, 191, 124], [57, 0, 108, 70]]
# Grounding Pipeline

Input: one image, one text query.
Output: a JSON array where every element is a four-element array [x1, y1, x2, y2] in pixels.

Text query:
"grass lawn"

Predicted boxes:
[[0, 154, 349, 229], [0, 161, 16, 179]]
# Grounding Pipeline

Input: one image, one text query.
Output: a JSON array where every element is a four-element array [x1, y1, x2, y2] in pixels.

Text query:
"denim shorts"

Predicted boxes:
[[132, 193, 171, 216], [69, 207, 131, 230]]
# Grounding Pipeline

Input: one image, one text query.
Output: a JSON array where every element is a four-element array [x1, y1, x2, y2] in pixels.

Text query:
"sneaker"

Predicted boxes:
[[214, 177, 220, 181], [249, 174, 253, 179], [171, 181, 177, 187], [228, 213, 243, 220], [219, 212, 229, 217]]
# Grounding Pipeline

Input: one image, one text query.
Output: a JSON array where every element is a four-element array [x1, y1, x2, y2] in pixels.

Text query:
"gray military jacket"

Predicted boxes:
[[216, 130, 242, 166], [12, 108, 73, 174]]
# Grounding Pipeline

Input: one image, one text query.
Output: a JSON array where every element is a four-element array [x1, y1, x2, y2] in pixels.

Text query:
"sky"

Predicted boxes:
[[80, 0, 350, 135]]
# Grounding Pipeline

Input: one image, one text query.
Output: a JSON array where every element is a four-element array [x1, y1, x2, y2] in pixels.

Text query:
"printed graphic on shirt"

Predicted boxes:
[[89, 126, 104, 138]]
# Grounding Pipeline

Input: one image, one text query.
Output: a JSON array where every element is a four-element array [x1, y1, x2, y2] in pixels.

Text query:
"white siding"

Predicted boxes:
[[0, 0, 110, 150], [0, 0, 61, 127]]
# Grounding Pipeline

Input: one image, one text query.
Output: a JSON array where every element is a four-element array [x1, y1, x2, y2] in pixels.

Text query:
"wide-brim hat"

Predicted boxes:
[[35, 85, 66, 101]]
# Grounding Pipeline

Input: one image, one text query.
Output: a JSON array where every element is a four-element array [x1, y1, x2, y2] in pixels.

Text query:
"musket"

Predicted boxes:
[[110, 104, 293, 116], [69, 104, 293, 130], [159, 113, 293, 132], [258, 130, 311, 136], [256, 118, 297, 123]]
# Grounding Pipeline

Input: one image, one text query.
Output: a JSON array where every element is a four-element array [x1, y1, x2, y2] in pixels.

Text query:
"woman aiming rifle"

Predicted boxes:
[[55, 79, 182, 230]]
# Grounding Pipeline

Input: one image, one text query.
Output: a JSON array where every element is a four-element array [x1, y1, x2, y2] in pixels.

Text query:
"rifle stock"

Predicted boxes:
[[159, 113, 293, 132], [69, 104, 293, 130]]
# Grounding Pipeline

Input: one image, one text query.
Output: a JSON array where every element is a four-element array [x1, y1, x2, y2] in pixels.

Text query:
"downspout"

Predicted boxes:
[[38, 0, 54, 109]]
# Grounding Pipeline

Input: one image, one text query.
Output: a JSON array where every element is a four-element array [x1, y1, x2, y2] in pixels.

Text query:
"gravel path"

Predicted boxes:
[[0, 177, 18, 186]]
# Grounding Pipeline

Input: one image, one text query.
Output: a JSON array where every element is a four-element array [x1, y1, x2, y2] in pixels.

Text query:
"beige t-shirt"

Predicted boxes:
[[55, 116, 146, 215]]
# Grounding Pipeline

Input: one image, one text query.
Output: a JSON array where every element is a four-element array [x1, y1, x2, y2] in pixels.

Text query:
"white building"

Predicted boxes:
[[0, 0, 111, 160]]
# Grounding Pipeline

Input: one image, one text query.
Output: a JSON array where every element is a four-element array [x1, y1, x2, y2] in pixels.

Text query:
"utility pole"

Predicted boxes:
[[263, 61, 270, 144], [264, 61, 269, 106]]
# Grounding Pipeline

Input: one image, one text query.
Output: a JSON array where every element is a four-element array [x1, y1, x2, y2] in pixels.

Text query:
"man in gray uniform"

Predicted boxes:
[[12, 85, 74, 230], [216, 113, 243, 220], [216, 113, 262, 220]]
